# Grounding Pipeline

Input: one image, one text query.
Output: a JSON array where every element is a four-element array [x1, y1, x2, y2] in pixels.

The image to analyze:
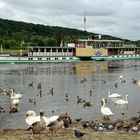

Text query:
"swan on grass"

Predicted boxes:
[[25, 110, 59, 127], [101, 98, 114, 119], [28, 109, 46, 140], [108, 91, 122, 98], [115, 94, 128, 105]]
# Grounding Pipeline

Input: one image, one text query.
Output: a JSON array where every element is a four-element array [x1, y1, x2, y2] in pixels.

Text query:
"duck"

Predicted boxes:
[[80, 78, 87, 84], [108, 91, 122, 98], [27, 109, 47, 140], [48, 88, 54, 96], [9, 106, 19, 113], [83, 100, 92, 107], [28, 82, 33, 87], [65, 93, 69, 101], [115, 94, 128, 105], [101, 98, 114, 119]]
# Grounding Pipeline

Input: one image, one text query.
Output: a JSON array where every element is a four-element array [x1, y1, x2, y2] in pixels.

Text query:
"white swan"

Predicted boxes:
[[12, 98, 20, 106], [119, 74, 123, 80], [115, 94, 128, 105], [10, 89, 23, 99], [25, 110, 59, 127], [108, 91, 122, 98], [101, 98, 114, 118], [138, 80, 140, 86]]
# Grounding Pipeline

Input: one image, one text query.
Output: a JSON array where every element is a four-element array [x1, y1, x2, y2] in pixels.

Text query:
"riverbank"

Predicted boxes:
[[0, 124, 140, 140]]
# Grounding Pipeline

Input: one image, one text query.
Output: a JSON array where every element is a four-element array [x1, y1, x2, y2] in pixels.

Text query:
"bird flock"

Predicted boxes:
[[0, 88, 23, 113], [1, 72, 140, 139]]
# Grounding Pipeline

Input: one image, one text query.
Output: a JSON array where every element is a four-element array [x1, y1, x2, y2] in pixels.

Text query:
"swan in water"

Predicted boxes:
[[115, 94, 128, 105], [12, 98, 20, 106], [25, 110, 59, 127], [108, 91, 122, 98], [119, 74, 126, 83], [10, 89, 23, 99], [119, 74, 123, 80], [101, 98, 114, 119]]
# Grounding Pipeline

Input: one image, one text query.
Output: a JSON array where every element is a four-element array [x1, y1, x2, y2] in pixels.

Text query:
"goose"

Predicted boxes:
[[101, 98, 114, 119], [108, 91, 122, 98], [47, 113, 65, 136], [115, 94, 128, 105], [28, 109, 47, 140]]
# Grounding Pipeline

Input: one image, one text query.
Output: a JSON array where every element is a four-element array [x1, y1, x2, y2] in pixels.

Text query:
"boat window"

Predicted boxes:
[[38, 58, 42, 60], [46, 58, 50, 60], [68, 49, 72, 52], [52, 49, 56, 52], [62, 57, 66, 60], [46, 48, 51, 52], [29, 58, 33, 60], [58, 49, 62, 52], [40, 48, 44, 52], [63, 49, 67, 52], [33, 48, 38, 52]]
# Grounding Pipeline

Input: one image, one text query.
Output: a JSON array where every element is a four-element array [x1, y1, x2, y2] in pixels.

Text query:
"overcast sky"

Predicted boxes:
[[0, 0, 140, 40]]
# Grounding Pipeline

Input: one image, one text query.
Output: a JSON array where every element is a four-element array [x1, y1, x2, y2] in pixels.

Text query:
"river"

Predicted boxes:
[[0, 60, 140, 129]]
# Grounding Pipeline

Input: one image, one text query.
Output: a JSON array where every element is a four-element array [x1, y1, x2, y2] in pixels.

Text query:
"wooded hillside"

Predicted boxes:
[[0, 18, 139, 50]]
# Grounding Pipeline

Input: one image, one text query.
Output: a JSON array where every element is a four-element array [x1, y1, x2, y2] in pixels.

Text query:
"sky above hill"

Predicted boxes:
[[0, 0, 139, 40]]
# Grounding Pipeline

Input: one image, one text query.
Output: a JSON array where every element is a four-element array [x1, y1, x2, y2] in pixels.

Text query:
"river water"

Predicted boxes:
[[0, 60, 140, 129]]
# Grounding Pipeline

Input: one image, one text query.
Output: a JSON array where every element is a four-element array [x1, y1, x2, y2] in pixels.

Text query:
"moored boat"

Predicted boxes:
[[75, 38, 140, 61], [0, 46, 80, 64], [0, 37, 140, 64]]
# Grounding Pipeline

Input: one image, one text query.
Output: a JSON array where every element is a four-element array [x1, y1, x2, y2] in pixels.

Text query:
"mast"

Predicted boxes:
[[84, 10, 86, 31]]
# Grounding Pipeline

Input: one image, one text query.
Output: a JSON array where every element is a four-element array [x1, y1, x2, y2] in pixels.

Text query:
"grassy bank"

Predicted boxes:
[[0, 124, 140, 140]]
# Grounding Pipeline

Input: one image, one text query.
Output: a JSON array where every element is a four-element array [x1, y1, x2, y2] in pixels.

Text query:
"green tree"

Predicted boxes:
[[46, 38, 57, 46]]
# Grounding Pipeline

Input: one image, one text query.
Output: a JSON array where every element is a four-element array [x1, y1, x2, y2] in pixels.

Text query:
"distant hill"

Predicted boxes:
[[0, 18, 132, 49]]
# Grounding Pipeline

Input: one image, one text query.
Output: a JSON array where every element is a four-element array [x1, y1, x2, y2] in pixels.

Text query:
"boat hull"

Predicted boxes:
[[91, 54, 140, 61], [0, 56, 80, 64], [0, 54, 140, 64]]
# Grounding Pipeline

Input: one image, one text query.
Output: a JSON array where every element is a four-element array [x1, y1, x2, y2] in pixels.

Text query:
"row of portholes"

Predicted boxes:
[[112, 54, 140, 58], [28, 57, 74, 61]]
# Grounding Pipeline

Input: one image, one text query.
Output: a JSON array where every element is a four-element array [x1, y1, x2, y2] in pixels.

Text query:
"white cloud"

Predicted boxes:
[[0, 0, 140, 40]]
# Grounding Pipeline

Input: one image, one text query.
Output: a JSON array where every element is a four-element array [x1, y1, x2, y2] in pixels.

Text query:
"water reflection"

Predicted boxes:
[[0, 60, 140, 129]]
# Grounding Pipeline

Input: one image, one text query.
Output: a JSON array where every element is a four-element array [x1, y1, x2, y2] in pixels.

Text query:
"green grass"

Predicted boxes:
[[0, 124, 140, 140]]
